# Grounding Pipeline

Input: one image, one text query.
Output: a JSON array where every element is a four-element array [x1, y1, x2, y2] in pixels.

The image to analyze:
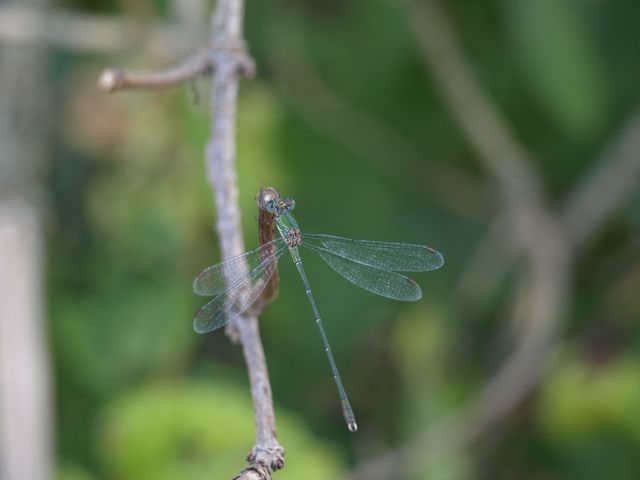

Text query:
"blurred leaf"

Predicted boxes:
[[52, 280, 193, 395], [391, 306, 450, 385], [538, 351, 640, 445], [561, 435, 640, 480], [505, 0, 609, 138], [98, 380, 344, 480], [391, 306, 472, 480], [390, 306, 465, 431], [409, 447, 472, 480]]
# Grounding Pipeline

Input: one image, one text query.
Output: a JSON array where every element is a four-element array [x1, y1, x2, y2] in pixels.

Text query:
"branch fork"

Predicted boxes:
[[98, 39, 254, 93], [248, 445, 286, 471]]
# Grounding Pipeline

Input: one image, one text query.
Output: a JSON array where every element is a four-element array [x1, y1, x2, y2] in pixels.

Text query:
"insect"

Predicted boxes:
[[193, 194, 444, 431]]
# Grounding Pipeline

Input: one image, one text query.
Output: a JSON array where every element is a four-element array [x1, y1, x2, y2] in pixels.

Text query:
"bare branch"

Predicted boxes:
[[98, 51, 212, 92], [233, 463, 271, 480], [0, 2, 53, 476], [407, 0, 567, 345], [98, 0, 281, 477], [398, 5, 640, 474], [353, 4, 640, 478], [203, 0, 282, 477], [453, 212, 516, 315], [562, 110, 640, 246], [407, 0, 543, 213], [347, 3, 573, 478], [97, 34, 254, 93]]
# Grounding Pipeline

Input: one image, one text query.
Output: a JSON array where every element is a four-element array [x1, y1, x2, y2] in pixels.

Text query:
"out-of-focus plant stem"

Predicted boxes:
[[0, 1, 53, 479]]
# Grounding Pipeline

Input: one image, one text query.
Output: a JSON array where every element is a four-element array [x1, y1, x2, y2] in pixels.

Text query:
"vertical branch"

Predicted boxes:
[[0, 204, 51, 480], [99, 0, 283, 477], [0, 1, 53, 479], [205, 2, 284, 478], [206, 0, 247, 263], [561, 110, 640, 246]]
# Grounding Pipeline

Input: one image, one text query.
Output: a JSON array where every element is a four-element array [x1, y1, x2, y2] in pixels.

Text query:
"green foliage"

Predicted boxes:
[[52, 279, 193, 395], [45, 0, 640, 478], [538, 352, 640, 445], [98, 381, 344, 480], [390, 308, 475, 480], [534, 351, 640, 478], [408, 449, 472, 480], [505, 0, 609, 138]]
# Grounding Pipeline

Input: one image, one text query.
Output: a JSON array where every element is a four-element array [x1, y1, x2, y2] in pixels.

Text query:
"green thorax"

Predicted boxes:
[[275, 213, 299, 238]]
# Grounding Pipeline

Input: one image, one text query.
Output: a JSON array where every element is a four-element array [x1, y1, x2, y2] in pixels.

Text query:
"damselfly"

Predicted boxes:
[[193, 195, 444, 431]]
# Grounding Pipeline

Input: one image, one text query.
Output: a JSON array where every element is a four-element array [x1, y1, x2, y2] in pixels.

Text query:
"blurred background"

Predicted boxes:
[[1, 0, 640, 479]]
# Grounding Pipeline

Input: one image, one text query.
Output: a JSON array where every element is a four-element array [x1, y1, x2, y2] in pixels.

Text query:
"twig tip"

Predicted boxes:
[[98, 68, 123, 92]]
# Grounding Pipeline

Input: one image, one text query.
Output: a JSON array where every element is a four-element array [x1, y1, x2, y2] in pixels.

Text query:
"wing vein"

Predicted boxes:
[[302, 243, 422, 301]]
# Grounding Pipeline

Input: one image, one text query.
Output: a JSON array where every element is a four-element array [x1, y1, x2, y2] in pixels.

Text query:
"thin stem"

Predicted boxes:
[[98, 0, 281, 477], [561, 110, 640, 246], [205, 0, 282, 477], [98, 51, 212, 92], [348, 2, 572, 478]]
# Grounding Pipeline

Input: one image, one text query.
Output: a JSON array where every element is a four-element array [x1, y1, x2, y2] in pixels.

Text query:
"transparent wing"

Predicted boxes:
[[303, 233, 444, 272], [193, 244, 288, 333], [302, 243, 422, 301], [193, 237, 286, 296]]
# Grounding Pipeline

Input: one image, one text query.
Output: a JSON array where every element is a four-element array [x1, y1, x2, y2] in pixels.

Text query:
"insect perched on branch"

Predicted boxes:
[[193, 191, 444, 431]]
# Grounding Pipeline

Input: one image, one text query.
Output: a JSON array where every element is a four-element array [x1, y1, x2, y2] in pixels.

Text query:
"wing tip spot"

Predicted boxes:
[[424, 246, 445, 269], [405, 278, 422, 301]]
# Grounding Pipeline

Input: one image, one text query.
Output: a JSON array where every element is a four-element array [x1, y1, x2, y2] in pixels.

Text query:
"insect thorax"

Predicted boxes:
[[285, 228, 302, 248], [275, 214, 301, 248]]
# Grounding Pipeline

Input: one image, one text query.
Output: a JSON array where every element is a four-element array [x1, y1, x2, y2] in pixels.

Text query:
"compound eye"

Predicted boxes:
[[284, 198, 296, 211], [265, 199, 276, 212]]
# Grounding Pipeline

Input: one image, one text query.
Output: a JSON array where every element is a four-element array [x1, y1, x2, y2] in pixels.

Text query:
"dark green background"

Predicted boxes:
[[48, 1, 640, 479]]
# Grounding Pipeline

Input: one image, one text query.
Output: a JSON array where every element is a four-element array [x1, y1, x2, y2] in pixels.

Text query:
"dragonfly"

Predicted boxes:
[[193, 195, 444, 432]]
